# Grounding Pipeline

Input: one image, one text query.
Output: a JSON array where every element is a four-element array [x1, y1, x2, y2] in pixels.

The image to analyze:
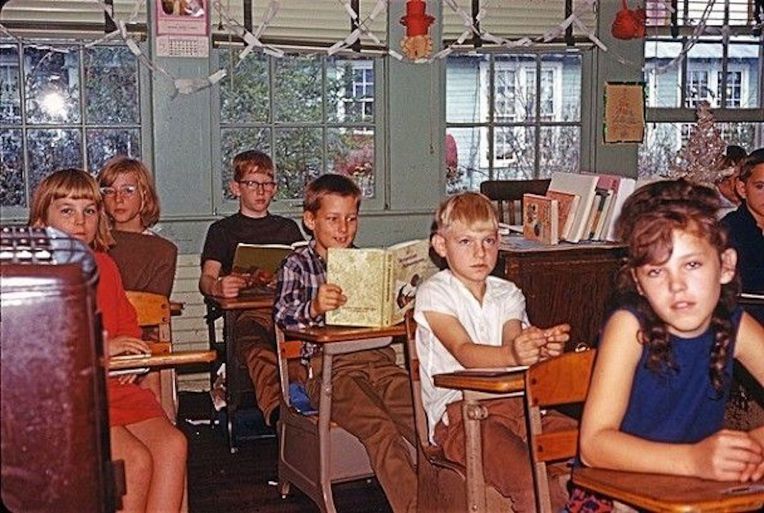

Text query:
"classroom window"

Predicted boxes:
[[639, 0, 763, 177], [0, 42, 141, 208], [446, 52, 581, 192], [218, 51, 379, 202]]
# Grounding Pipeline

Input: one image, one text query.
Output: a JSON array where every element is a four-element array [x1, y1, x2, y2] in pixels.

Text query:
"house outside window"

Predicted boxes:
[[446, 52, 581, 192], [0, 43, 142, 208], [217, 51, 380, 203], [639, 0, 763, 177]]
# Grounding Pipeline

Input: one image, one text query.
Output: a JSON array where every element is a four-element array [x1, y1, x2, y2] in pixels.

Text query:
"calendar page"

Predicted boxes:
[[155, 0, 209, 58], [156, 36, 209, 58]]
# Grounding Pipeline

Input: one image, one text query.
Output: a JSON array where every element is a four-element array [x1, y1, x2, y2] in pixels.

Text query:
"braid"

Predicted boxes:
[[708, 281, 739, 392]]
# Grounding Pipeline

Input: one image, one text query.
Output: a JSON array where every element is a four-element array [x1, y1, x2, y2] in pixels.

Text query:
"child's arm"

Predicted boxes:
[[199, 259, 247, 298], [423, 311, 524, 367], [580, 310, 763, 481], [309, 283, 346, 319], [273, 260, 343, 329]]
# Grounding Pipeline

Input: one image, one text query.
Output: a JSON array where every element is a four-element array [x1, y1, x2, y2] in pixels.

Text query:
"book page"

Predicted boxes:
[[389, 239, 438, 324]]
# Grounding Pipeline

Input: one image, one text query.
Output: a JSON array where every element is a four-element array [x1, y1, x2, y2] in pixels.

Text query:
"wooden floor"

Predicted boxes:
[[180, 392, 393, 513]]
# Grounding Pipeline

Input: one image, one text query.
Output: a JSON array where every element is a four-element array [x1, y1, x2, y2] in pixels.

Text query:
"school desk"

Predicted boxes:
[[205, 292, 274, 452], [572, 467, 764, 513]]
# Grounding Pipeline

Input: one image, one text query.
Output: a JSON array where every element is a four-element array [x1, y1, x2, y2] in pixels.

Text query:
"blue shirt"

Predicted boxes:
[[620, 307, 743, 443]]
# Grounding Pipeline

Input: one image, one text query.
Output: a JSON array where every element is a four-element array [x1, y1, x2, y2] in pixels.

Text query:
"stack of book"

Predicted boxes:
[[521, 171, 639, 245]]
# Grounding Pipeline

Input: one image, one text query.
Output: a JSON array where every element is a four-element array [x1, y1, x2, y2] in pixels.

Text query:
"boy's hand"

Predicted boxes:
[[310, 283, 346, 317], [511, 326, 548, 365], [540, 323, 570, 360], [689, 429, 763, 481], [217, 274, 248, 298]]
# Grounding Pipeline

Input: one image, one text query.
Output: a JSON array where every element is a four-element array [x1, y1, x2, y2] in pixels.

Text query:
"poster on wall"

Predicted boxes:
[[604, 82, 645, 144], [155, 0, 209, 58]]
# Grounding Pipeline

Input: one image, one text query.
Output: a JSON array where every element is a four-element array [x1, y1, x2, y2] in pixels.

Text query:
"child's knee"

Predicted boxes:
[[127, 443, 154, 478], [165, 427, 188, 461]]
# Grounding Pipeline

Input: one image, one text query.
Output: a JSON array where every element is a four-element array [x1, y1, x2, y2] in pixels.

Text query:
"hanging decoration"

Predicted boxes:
[[611, 0, 646, 40], [399, 0, 435, 60], [667, 101, 726, 185]]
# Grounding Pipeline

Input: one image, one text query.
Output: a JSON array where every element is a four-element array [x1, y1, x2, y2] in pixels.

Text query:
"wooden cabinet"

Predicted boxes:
[[497, 243, 626, 348]]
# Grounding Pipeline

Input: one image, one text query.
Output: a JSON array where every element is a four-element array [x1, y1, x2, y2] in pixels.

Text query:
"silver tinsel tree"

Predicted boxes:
[[668, 101, 726, 185]]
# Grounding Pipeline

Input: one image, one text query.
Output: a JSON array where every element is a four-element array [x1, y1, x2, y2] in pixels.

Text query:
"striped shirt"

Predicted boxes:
[[273, 240, 327, 358]]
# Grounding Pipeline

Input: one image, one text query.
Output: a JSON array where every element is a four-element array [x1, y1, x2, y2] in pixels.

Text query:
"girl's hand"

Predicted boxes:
[[310, 283, 346, 317], [690, 429, 763, 481], [108, 336, 150, 357], [108, 336, 150, 384]]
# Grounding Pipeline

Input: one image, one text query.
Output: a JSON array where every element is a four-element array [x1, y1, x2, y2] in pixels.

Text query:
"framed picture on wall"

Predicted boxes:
[[155, 0, 210, 58], [604, 82, 645, 144]]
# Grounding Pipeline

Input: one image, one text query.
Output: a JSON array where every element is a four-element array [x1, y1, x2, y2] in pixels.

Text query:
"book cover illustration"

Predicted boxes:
[[326, 239, 437, 327], [545, 190, 579, 241], [548, 172, 599, 243], [232, 241, 308, 292], [522, 194, 559, 245]]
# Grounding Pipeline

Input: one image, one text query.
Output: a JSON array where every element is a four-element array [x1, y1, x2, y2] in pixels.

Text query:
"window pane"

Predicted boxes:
[[493, 127, 535, 179], [717, 122, 764, 150], [274, 127, 322, 199], [327, 58, 374, 124], [638, 123, 682, 177], [729, 43, 761, 108], [86, 128, 141, 173], [1, 44, 21, 124], [220, 50, 269, 123], [327, 128, 375, 198], [446, 55, 489, 123], [84, 46, 139, 124], [495, 55, 536, 121], [1, 129, 24, 206], [544, 53, 581, 122], [220, 127, 271, 198], [27, 128, 83, 193], [687, 43, 723, 108], [644, 40, 683, 107], [24, 46, 81, 124], [446, 127, 488, 193], [274, 57, 321, 123], [540, 126, 580, 176]]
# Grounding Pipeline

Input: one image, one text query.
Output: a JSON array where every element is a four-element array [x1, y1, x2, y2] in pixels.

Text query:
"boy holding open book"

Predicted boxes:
[[199, 150, 303, 427], [414, 192, 575, 512], [273, 174, 417, 513]]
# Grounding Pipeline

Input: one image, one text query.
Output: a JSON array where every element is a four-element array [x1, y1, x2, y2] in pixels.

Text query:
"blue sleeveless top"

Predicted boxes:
[[619, 306, 743, 444]]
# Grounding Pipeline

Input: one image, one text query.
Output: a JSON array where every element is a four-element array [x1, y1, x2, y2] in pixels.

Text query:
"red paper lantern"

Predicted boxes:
[[612, 0, 646, 40]]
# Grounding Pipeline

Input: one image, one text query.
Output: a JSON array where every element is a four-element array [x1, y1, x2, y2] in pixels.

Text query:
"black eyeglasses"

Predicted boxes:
[[237, 180, 276, 192]]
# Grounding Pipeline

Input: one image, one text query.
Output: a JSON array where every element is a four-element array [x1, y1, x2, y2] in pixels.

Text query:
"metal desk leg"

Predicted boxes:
[[318, 350, 338, 513], [463, 392, 489, 513], [224, 310, 239, 454]]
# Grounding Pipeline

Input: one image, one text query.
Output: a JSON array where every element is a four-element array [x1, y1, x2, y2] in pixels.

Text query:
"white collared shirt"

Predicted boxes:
[[414, 269, 528, 442]]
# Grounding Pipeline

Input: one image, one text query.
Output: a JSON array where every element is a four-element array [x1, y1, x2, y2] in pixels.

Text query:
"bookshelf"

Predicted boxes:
[[497, 243, 626, 349]]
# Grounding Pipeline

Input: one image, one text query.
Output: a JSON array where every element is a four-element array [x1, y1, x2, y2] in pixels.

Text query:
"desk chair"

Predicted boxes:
[[125, 291, 177, 422], [403, 313, 512, 513], [275, 327, 374, 513], [525, 348, 596, 513], [480, 179, 551, 225]]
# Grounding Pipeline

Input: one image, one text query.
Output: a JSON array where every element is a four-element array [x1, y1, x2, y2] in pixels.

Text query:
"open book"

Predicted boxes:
[[326, 239, 438, 327], [232, 240, 308, 276]]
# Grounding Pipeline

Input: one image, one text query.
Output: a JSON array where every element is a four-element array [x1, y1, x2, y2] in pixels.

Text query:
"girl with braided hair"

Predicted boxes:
[[567, 179, 764, 511]]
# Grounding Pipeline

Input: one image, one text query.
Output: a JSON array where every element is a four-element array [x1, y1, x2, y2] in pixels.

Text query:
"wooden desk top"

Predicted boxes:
[[433, 367, 527, 394], [206, 293, 274, 311], [283, 323, 406, 344], [573, 467, 764, 513], [109, 350, 217, 370]]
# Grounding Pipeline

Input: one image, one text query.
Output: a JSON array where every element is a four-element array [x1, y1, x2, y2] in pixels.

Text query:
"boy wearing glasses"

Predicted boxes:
[[200, 150, 303, 427]]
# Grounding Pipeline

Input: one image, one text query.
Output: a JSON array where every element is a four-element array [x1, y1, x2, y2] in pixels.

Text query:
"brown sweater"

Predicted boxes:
[[108, 230, 178, 297]]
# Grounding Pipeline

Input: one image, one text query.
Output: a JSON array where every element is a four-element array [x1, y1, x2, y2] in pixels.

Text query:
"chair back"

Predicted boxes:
[[403, 312, 511, 513], [525, 348, 596, 513], [125, 291, 176, 421], [480, 179, 551, 225]]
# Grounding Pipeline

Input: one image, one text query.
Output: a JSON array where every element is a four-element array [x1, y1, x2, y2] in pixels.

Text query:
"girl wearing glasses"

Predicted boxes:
[[97, 157, 178, 298]]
